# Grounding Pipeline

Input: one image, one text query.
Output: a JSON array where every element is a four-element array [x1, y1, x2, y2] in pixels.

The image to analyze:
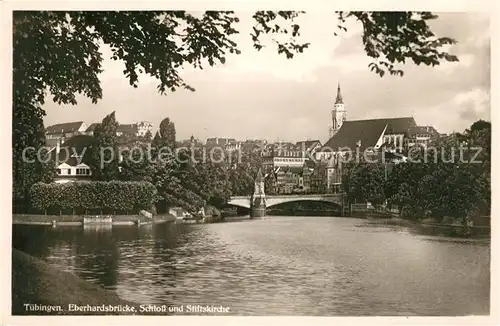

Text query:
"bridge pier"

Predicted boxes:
[[251, 205, 266, 218], [250, 168, 266, 219]]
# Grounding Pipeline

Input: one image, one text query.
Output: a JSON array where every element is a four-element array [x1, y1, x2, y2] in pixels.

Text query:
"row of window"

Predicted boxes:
[[273, 157, 305, 163]]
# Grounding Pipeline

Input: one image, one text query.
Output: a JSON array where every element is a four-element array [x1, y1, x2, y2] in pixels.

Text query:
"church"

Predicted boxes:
[[311, 83, 441, 194]]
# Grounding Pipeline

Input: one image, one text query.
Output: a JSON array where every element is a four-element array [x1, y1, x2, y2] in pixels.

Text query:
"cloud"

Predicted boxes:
[[413, 88, 490, 133]]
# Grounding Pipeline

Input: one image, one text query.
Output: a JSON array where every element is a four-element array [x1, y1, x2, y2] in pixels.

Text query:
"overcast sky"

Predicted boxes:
[[43, 11, 490, 143]]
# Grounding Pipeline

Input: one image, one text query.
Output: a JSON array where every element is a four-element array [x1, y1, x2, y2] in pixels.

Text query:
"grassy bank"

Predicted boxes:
[[13, 213, 177, 226], [12, 249, 141, 315]]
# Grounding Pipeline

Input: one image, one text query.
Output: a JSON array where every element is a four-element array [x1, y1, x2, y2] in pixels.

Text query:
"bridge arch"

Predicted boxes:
[[265, 195, 343, 209], [227, 196, 252, 209], [266, 198, 342, 209]]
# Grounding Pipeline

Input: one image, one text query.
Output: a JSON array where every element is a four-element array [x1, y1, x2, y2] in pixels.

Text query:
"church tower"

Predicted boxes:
[[329, 83, 347, 138]]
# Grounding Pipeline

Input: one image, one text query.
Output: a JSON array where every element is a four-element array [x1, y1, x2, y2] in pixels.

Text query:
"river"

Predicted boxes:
[[12, 216, 490, 316]]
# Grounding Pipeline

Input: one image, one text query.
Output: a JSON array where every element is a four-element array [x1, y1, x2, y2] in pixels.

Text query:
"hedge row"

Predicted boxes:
[[30, 181, 157, 215]]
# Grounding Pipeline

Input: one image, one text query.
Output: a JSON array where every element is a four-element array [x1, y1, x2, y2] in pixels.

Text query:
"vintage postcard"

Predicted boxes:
[[2, 0, 497, 325]]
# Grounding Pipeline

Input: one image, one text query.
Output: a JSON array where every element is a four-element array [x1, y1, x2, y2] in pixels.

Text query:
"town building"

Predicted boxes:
[[46, 121, 88, 141], [295, 140, 322, 156], [262, 149, 307, 169], [241, 139, 267, 153], [225, 140, 242, 153], [206, 137, 236, 147], [116, 124, 138, 137], [267, 160, 315, 194], [310, 155, 342, 194], [47, 119, 154, 139], [405, 125, 441, 149], [136, 121, 154, 137]]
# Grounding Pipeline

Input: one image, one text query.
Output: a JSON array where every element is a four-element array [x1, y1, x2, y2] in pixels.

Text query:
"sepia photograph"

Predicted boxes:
[[3, 2, 496, 324]]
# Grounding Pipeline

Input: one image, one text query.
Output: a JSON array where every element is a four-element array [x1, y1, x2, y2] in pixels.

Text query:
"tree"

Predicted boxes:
[[383, 120, 491, 222], [152, 117, 176, 150], [13, 11, 458, 209], [468, 119, 491, 134], [90, 111, 120, 180], [119, 143, 155, 183], [344, 163, 386, 205]]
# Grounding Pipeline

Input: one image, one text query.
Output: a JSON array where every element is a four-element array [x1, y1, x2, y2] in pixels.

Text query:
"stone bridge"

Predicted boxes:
[[228, 194, 344, 209], [232, 168, 345, 218]]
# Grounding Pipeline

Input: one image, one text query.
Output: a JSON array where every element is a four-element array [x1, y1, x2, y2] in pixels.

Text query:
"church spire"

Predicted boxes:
[[335, 83, 343, 104]]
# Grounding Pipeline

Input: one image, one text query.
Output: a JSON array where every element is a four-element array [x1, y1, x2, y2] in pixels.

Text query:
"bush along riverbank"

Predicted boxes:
[[29, 181, 157, 216], [16, 181, 181, 226], [363, 216, 490, 239]]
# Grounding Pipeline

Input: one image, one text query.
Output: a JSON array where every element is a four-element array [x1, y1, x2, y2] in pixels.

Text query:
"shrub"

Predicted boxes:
[[29, 181, 157, 215]]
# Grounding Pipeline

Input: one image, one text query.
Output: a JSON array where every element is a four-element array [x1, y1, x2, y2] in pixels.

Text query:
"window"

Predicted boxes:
[[56, 169, 61, 175], [67, 169, 71, 175]]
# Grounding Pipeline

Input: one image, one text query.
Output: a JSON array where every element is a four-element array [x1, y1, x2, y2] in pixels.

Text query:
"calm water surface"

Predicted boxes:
[[13, 216, 490, 316]]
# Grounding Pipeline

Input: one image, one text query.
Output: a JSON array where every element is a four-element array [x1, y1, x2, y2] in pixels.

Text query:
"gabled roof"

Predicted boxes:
[[46, 121, 85, 134], [295, 140, 321, 151], [322, 119, 388, 152], [51, 135, 96, 167]]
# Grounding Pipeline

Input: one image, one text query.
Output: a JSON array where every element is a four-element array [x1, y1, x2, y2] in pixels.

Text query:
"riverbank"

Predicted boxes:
[[363, 217, 491, 239], [12, 249, 141, 315], [12, 213, 177, 226]]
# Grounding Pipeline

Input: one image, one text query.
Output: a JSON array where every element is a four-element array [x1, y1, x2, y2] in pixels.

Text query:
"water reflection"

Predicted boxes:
[[12, 217, 490, 316]]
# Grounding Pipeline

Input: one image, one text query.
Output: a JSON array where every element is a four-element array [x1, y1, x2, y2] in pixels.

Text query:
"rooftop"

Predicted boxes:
[[51, 135, 96, 167], [46, 121, 85, 134], [322, 119, 388, 152]]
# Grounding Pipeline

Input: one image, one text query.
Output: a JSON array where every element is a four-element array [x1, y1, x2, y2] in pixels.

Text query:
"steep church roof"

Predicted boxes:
[[322, 119, 388, 152], [322, 117, 418, 152], [381, 117, 417, 134]]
